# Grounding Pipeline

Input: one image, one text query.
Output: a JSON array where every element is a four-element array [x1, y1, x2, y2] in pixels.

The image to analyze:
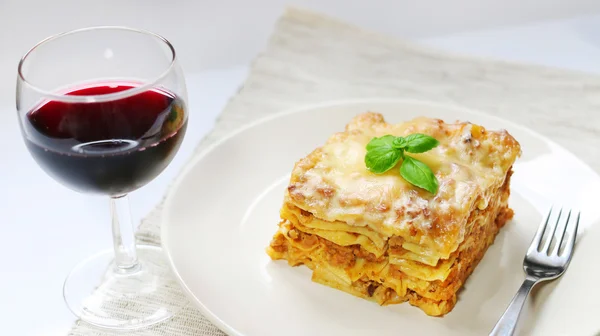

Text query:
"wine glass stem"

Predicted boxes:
[[110, 194, 139, 273]]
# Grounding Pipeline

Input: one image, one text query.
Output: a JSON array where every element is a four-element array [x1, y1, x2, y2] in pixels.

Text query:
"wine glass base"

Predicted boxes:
[[63, 245, 185, 330]]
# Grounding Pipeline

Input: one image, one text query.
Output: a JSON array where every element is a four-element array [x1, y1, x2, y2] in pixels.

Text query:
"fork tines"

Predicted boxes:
[[528, 206, 580, 259]]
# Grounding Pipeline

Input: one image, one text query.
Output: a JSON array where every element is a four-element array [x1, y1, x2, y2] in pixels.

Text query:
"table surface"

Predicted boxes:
[[2, 4, 600, 335]]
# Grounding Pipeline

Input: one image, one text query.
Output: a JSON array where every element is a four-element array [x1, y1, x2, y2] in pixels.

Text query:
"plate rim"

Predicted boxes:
[[161, 98, 599, 336]]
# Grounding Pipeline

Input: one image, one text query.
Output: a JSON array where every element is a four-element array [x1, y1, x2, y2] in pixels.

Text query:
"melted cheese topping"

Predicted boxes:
[[286, 112, 521, 258]]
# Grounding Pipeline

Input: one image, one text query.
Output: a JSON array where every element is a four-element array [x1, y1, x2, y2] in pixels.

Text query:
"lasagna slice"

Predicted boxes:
[[267, 112, 521, 316]]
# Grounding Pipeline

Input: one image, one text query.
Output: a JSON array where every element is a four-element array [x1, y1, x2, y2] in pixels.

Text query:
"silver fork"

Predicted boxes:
[[490, 207, 580, 336]]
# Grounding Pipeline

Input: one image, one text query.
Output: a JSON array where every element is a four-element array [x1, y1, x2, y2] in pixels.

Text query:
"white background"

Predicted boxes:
[[2, 1, 600, 335]]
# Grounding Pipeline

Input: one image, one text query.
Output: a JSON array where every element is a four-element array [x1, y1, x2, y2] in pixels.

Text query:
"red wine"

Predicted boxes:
[[23, 83, 187, 195]]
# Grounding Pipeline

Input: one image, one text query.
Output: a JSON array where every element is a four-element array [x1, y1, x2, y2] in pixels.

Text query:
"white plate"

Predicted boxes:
[[162, 99, 600, 336]]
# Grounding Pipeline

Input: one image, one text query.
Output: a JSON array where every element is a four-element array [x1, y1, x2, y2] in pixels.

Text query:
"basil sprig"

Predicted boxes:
[[365, 133, 439, 194]]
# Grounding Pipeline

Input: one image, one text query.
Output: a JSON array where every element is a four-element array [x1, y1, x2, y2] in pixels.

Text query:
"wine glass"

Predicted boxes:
[[16, 27, 188, 329]]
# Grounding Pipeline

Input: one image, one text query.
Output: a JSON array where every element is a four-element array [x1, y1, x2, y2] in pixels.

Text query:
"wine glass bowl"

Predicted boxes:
[[18, 27, 188, 196], [16, 27, 189, 329], [22, 82, 187, 195]]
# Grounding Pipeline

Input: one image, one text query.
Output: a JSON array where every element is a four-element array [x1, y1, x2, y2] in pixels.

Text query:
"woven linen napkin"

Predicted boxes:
[[69, 7, 600, 336]]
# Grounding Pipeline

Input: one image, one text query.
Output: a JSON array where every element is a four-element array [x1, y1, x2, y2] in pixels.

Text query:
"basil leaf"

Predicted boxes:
[[404, 133, 440, 153], [366, 135, 396, 151], [392, 137, 407, 149], [400, 156, 439, 194], [365, 137, 403, 174]]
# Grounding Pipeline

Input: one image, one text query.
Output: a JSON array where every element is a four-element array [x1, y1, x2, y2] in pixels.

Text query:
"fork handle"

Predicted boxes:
[[489, 277, 538, 336]]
